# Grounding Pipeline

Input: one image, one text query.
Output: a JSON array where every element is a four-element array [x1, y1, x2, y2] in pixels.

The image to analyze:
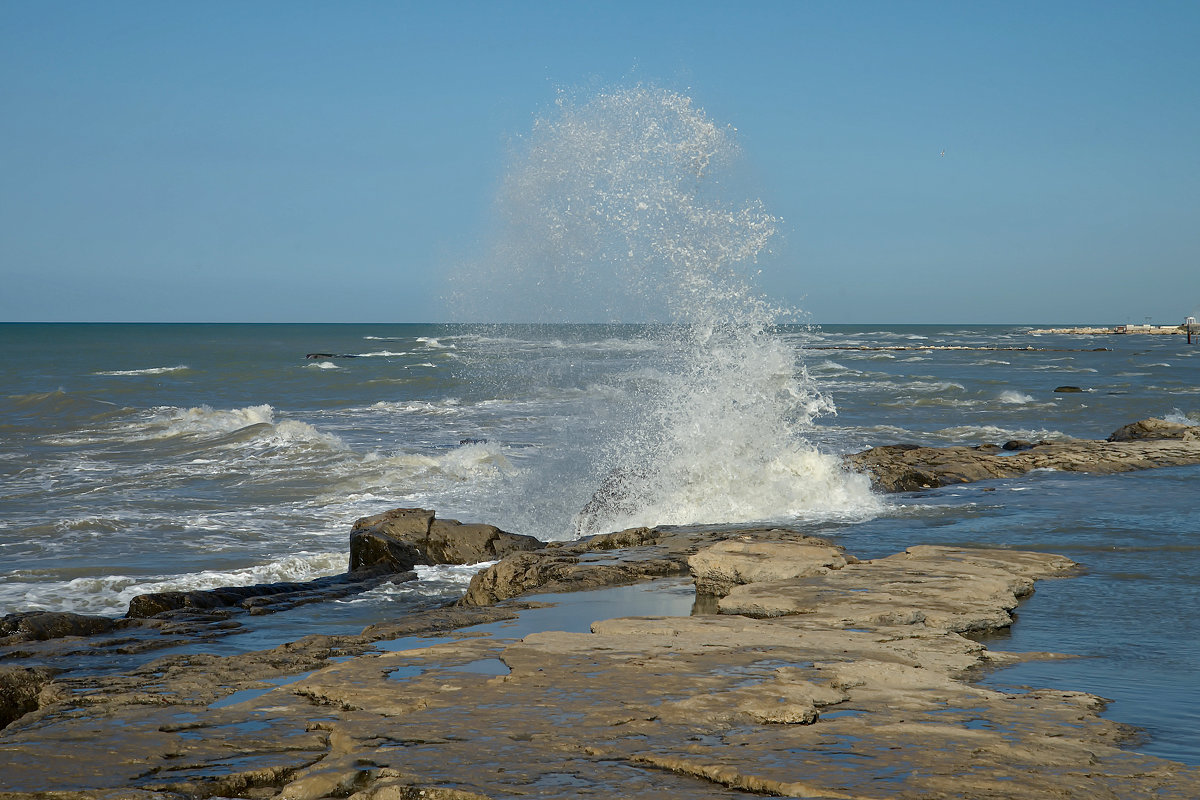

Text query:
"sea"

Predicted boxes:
[[1, 321, 1198, 764]]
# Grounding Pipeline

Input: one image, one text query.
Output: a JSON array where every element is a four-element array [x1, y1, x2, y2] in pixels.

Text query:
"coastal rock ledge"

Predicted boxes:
[[845, 417, 1200, 492], [1, 515, 1197, 799]]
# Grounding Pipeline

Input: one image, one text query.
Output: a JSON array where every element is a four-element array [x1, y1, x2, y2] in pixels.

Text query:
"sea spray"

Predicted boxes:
[[449, 85, 880, 536]]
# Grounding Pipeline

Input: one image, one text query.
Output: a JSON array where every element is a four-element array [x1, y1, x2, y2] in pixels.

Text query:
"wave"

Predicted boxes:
[[997, 390, 1035, 404], [0, 551, 349, 616], [417, 337, 457, 350], [932, 424, 1069, 443], [112, 404, 347, 452], [367, 399, 463, 415], [1165, 409, 1200, 425], [349, 441, 515, 488], [306, 361, 340, 370], [93, 365, 190, 376]]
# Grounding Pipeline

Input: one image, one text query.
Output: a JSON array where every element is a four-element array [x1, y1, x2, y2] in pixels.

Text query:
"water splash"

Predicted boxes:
[[450, 85, 879, 535]]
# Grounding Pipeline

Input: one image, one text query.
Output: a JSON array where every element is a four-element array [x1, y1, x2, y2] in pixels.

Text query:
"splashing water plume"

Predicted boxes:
[[451, 85, 880, 535]]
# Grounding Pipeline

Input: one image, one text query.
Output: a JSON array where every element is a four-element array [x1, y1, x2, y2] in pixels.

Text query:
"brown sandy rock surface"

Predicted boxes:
[[845, 417, 1200, 492], [1, 523, 1196, 799]]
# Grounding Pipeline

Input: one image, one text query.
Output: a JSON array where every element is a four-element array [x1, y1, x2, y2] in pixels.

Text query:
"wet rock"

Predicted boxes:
[[846, 418, 1200, 492], [1054, 385, 1084, 392], [0, 666, 56, 730], [126, 565, 411, 619], [1003, 439, 1034, 450], [351, 507, 543, 568], [0, 611, 118, 643]]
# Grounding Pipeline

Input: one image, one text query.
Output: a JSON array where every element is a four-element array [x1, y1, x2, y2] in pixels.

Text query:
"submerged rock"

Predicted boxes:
[[846, 418, 1200, 492]]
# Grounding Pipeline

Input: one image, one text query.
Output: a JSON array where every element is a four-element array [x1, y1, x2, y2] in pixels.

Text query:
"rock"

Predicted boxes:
[[845, 419, 1200, 492], [0, 611, 117, 643], [459, 549, 684, 607], [717, 545, 1077, 629], [1003, 439, 1034, 451], [127, 509, 542, 621], [1107, 418, 1199, 442], [351, 508, 543, 568], [688, 536, 851, 597], [1054, 385, 1084, 392], [126, 565, 411, 619], [0, 666, 56, 730], [2, 519, 1198, 798]]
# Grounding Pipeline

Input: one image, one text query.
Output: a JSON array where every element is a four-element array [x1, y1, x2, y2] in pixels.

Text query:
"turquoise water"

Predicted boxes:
[[1, 322, 1198, 763]]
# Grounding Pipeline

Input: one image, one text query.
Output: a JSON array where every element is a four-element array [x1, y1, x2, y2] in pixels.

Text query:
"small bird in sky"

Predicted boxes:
[[940, 148, 946, 157]]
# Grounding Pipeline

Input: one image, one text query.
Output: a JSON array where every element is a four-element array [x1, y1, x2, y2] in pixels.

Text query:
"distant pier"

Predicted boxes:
[[1030, 323, 1192, 335]]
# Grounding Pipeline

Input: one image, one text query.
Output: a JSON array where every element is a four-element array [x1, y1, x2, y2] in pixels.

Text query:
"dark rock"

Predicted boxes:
[[1054, 386, 1084, 393], [0, 611, 117, 643], [1107, 418, 1198, 442], [0, 666, 56, 729], [126, 565, 411, 619], [349, 512, 428, 572], [351, 507, 543, 568], [1003, 440, 1034, 451]]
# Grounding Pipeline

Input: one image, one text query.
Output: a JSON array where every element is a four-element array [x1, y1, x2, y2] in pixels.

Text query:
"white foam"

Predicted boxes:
[[933, 424, 1068, 443], [2, 551, 348, 616], [368, 399, 462, 415], [1165, 409, 1199, 425], [998, 390, 1035, 404], [307, 361, 339, 370], [94, 365, 190, 376], [446, 86, 884, 536], [104, 404, 349, 452]]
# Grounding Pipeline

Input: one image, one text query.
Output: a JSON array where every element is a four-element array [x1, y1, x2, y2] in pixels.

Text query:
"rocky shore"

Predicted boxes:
[[2, 419, 1199, 799], [845, 417, 1200, 492]]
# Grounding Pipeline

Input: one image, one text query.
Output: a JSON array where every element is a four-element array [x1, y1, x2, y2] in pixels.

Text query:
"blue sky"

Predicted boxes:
[[2, 1, 1197, 324]]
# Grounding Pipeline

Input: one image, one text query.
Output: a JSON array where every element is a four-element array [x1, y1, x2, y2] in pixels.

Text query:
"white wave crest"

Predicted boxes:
[[417, 337, 456, 349], [368, 400, 462, 415], [933, 425, 1068, 443], [1164, 408, 1199, 425], [306, 361, 339, 370], [997, 390, 1035, 404], [124, 404, 347, 451], [94, 365, 190, 376], [2, 551, 348, 616]]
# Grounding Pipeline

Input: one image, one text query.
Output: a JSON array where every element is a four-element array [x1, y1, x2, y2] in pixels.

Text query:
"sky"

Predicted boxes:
[[2, 0, 1198, 324]]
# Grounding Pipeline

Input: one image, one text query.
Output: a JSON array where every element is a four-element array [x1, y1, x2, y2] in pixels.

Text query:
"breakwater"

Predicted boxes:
[[1031, 324, 1191, 335]]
